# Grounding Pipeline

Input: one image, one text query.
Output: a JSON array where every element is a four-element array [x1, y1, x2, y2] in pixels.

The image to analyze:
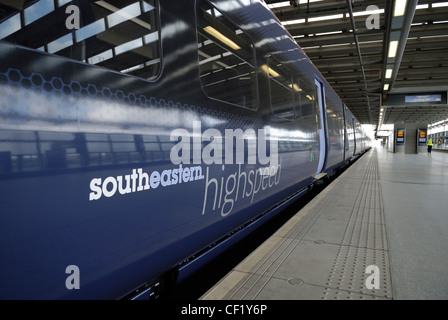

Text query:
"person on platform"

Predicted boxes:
[[427, 137, 433, 153]]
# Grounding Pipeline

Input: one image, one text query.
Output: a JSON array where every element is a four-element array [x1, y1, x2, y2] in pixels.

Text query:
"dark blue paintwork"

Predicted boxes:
[[0, 0, 369, 299]]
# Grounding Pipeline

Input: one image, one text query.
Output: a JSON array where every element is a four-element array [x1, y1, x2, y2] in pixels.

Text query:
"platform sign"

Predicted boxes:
[[384, 93, 446, 105], [396, 129, 405, 145], [417, 129, 427, 147], [405, 95, 442, 103]]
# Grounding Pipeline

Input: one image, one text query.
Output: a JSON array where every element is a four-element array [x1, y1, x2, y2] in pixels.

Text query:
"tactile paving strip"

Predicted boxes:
[[201, 149, 394, 300], [321, 151, 392, 299]]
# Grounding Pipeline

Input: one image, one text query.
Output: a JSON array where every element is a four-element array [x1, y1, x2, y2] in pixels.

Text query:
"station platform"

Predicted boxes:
[[201, 147, 448, 300]]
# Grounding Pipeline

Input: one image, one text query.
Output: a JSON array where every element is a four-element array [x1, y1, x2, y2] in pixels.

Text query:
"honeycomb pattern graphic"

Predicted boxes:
[[0, 67, 263, 132]]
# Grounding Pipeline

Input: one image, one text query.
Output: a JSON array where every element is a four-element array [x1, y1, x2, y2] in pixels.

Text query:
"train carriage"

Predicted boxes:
[[0, 0, 369, 299]]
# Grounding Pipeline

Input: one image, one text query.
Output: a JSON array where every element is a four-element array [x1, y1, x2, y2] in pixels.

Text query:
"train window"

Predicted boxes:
[[265, 55, 294, 120], [0, 0, 161, 80], [293, 79, 316, 123], [196, 0, 258, 110]]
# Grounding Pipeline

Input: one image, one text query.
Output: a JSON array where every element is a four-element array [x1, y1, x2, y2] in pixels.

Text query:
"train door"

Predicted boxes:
[[314, 79, 327, 174], [342, 103, 348, 161], [352, 117, 357, 155]]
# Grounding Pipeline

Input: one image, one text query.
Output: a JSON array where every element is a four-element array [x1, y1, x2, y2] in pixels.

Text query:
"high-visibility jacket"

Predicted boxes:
[[427, 138, 433, 146]]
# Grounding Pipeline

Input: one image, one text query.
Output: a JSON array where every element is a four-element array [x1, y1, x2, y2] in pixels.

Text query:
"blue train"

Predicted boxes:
[[0, 0, 370, 299]]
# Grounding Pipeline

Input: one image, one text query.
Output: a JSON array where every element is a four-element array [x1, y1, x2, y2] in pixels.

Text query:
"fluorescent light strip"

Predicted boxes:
[[308, 14, 343, 22], [321, 43, 351, 48], [394, 0, 407, 16], [384, 84, 389, 90], [419, 34, 448, 39], [352, 8, 384, 16], [315, 31, 343, 36], [416, 4, 429, 9], [388, 40, 399, 58], [289, 84, 302, 92], [433, 2, 448, 8], [204, 26, 241, 50], [358, 39, 383, 44], [260, 64, 280, 77], [282, 19, 305, 25], [301, 46, 320, 50], [385, 69, 393, 78]]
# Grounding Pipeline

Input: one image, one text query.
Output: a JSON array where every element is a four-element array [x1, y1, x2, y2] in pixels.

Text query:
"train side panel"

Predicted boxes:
[[344, 107, 356, 160], [322, 85, 345, 174], [0, 0, 326, 299], [0, 0, 370, 299]]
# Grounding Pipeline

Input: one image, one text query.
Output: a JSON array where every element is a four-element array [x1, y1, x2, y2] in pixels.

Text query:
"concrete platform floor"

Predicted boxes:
[[201, 147, 448, 300]]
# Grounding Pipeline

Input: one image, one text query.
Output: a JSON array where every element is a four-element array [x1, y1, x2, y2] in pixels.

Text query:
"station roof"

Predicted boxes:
[[264, 0, 448, 130]]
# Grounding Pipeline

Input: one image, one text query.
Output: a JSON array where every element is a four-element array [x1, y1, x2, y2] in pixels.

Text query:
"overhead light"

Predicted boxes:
[[260, 64, 280, 77], [308, 14, 343, 22], [394, 0, 407, 16], [416, 4, 428, 9], [289, 84, 302, 92], [352, 8, 385, 17], [315, 31, 343, 36], [384, 84, 390, 91], [385, 69, 393, 78], [388, 40, 398, 58], [282, 18, 305, 25], [433, 2, 448, 8], [204, 26, 241, 50]]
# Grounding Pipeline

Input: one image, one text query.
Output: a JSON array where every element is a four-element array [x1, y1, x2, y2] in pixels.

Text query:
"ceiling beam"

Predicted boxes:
[[345, 0, 375, 123]]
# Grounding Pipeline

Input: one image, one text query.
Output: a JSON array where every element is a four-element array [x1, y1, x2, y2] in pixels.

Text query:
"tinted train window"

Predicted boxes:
[[293, 78, 316, 124], [0, 0, 161, 80], [265, 55, 293, 120], [196, 0, 258, 110]]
